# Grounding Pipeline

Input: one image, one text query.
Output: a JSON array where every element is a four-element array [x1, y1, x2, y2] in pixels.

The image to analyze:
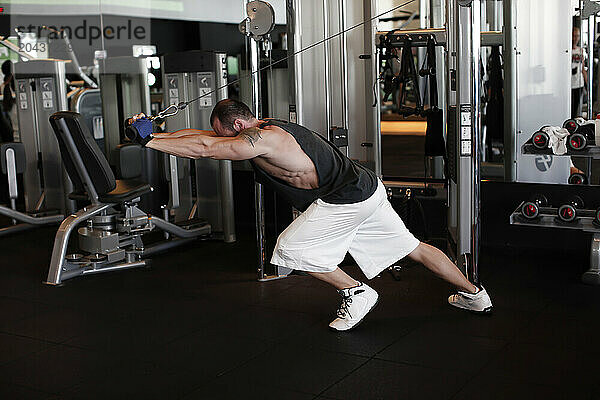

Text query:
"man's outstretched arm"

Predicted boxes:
[[153, 129, 217, 139], [146, 127, 270, 161]]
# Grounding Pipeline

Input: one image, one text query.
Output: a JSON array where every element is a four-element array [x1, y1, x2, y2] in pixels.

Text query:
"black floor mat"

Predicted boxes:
[[0, 226, 599, 399]]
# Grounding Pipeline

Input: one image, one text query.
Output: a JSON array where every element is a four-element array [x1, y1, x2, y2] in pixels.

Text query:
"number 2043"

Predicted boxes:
[[19, 42, 47, 53]]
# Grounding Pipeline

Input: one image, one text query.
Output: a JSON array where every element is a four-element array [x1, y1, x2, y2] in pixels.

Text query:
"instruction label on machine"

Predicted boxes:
[[17, 80, 27, 110], [166, 75, 179, 106], [460, 104, 472, 156], [40, 78, 54, 109], [197, 72, 214, 109], [289, 105, 297, 123]]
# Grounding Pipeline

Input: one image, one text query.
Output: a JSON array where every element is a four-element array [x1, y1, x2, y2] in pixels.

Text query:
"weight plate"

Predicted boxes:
[[532, 132, 548, 149], [568, 133, 587, 150], [569, 173, 586, 185], [558, 205, 576, 222], [563, 119, 578, 133], [521, 202, 539, 219]]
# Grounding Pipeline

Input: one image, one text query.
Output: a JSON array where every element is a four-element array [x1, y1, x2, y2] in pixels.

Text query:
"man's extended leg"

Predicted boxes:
[[407, 242, 477, 293], [408, 242, 492, 313]]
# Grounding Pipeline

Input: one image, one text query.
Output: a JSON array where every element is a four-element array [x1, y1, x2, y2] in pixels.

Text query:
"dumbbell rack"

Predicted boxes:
[[521, 143, 600, 158], [510, 204, 599, 233], [513, 140, 600, 284], [510, 205, 600, 285], [522, 141, 598, 184]]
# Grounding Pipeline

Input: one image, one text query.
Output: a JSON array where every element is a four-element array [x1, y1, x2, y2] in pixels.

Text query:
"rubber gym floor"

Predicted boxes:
[[0, 222, 599, 400]]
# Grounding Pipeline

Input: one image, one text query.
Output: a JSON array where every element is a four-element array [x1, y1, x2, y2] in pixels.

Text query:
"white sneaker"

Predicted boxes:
[[329, 283, 379, 331], [448, 286, 493, 314]]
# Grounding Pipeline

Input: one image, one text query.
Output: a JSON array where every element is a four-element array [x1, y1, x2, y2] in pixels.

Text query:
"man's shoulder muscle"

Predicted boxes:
[[235, 125, 285, 158]]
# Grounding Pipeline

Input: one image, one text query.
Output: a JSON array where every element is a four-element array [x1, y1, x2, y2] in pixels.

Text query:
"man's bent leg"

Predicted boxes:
[[309, 268, 378, 331], [408, 242, 477, 293], [308, 268, 359, 290]]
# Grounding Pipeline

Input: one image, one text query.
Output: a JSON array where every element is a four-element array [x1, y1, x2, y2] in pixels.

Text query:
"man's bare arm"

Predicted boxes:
[[146, 128, 271, 160], [153, 129, 217, 139]]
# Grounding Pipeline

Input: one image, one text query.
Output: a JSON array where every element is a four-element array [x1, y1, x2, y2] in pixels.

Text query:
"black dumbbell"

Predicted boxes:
[[557, 195, 585, 223], [593, 208, 600, 227], [520, 194, 549, 219], [567, 123, 595, 151], [531, 126, 551, 150], [563, 118, 580, 134], [568, 172, 588, 185]]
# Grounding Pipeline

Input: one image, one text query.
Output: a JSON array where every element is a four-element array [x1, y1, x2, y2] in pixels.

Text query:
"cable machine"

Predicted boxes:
[[247, 0, 486, 282], [376, 0, 488, 283]]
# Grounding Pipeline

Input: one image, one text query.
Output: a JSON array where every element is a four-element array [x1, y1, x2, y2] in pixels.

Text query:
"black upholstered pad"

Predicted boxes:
[[49, 111, 116, 195], [97, 179, 152, 203], [69, 179, 152, 203]]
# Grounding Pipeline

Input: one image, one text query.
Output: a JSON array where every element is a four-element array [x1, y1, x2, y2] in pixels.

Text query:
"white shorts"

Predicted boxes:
[[270, 180, 421, 279]]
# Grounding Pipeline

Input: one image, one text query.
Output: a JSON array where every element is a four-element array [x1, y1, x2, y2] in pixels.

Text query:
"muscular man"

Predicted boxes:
[[127, 99, 493, 331]]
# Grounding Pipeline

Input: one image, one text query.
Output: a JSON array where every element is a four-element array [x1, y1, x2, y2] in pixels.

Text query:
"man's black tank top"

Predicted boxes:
[[250, 119, 378, 211]]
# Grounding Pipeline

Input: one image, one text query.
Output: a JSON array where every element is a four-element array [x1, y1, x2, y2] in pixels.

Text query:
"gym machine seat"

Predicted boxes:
[[67, 179, 151, 203], [45, 111, 211, 285], [0, 142, 64, 236]]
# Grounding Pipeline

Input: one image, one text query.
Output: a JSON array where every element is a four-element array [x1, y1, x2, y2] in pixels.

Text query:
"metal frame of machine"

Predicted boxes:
[[286, 0, 380, 172], [242, 0, 293, 281], [161, 51, 236, 243], [0, 59, 77, 236], [0, 143, 64, 236], [14, 59, 74, 216], [373, 0, 487, 282]]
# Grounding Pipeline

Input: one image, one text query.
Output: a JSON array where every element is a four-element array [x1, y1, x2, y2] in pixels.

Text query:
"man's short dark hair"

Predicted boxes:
[[210, 99, 255, 131]]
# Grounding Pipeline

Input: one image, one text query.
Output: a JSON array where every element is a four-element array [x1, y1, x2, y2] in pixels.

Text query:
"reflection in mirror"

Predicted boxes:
[[0, 1, 104, 218], [376, 0, 507, 183], [515, 1, 600, 187], [377, 0, 428, 181], [1, 1, 103, 147]]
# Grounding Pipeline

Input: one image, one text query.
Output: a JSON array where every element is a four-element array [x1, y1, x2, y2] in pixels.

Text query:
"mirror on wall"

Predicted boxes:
[[376, 0, 507, 182], [516, 2, 600, 188], [374, 0, 600, 189]]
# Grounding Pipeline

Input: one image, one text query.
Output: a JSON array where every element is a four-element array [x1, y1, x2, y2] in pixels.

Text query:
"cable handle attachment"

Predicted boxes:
[[152, 102, 188, 120]]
